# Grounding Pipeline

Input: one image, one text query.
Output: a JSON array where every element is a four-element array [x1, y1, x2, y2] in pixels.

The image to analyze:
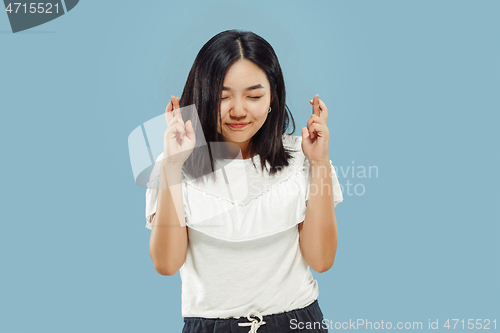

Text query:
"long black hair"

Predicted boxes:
[[178, 29, 296, 181]]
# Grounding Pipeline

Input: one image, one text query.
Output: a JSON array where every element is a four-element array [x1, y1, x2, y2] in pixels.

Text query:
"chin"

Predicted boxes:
[[223, 134, 251, 143]]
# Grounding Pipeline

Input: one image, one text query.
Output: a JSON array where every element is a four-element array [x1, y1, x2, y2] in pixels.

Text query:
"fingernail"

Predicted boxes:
[[309, 100, 313, 103]]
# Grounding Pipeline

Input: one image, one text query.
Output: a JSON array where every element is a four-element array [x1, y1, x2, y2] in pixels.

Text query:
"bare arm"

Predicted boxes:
[[298, 160, 338, 273], [149, 95, 194, 276], [149, 160, 188, 276], [298, 94, 338, 273]]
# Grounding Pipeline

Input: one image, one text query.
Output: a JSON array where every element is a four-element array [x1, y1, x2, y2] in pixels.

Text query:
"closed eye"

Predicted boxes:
[[221, 96, 262, 100]]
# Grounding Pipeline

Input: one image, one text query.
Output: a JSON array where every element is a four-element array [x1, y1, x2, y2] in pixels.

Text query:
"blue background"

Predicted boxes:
[[1, 0, 498, 332]]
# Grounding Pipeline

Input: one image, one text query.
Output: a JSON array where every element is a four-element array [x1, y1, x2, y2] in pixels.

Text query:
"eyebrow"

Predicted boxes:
[[222, 84, 265, 91]]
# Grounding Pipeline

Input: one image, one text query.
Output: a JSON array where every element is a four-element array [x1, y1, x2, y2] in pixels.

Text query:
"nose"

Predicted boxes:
[[229, 99, 246, 118]]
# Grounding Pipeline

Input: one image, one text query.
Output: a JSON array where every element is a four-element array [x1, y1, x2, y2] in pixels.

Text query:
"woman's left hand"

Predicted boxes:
[[301, 94, 330, 163]]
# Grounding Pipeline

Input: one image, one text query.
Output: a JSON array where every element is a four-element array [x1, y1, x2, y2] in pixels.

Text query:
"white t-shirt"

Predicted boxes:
[[145, 134, 343, 319]]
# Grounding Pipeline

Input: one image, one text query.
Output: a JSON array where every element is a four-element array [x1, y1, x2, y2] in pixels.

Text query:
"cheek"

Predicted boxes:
[[252, 104, 268, 120], [219, 105, 230, 119], [248, 99, 266, 112]]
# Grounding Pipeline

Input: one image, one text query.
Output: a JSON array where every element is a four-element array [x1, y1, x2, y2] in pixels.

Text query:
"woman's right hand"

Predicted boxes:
[[163, 95, 195, 168]]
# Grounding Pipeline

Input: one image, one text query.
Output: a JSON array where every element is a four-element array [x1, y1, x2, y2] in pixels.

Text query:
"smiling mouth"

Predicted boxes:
[[227, 122, 250, 129]]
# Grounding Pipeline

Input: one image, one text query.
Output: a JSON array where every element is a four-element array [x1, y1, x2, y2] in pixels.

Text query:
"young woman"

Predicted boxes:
[[145, 29, 343, 333]]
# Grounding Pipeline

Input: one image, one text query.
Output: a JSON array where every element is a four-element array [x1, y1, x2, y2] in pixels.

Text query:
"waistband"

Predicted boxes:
[[183, 298, 322, 333]]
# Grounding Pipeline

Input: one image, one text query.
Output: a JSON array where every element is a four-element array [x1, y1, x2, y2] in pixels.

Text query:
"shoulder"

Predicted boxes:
[[282, 133, 303, 151], [278, 134, 308, 174], [282, 133, 306, 157]]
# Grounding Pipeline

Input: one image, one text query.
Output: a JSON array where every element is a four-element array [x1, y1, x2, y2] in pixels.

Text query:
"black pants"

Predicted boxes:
[[182, 298, 328, 332]]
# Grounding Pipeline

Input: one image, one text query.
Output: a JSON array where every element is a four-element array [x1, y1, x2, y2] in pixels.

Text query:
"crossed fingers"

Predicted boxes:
[[165, 95, 185, 140], [165, 95, 183, 127], [307, 94, 329, 140], [309, 94, 328, 121]]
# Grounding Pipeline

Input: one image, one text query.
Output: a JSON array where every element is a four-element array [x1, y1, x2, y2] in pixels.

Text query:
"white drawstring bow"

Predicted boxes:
[[238, 311, 266, 333]]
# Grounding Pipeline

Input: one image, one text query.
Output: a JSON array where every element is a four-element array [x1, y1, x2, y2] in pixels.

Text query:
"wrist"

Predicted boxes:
[[309, 158, 331, 178], [161, 160, 184, 181], [161, 158, 183, 170], [308, 158, 330, 166]]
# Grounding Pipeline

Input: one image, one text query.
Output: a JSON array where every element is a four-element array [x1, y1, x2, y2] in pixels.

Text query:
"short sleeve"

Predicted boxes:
[[145, 153, 163, 230], [304, 158, 344, 208], [144, 152, 187, 230]]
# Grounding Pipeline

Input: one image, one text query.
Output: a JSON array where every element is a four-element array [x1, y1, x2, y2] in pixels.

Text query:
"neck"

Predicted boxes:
[[223, 138, 254, 159]]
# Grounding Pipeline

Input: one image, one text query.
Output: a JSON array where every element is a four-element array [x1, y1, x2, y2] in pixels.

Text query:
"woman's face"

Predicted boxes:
[[217, 59, 273, 151]]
